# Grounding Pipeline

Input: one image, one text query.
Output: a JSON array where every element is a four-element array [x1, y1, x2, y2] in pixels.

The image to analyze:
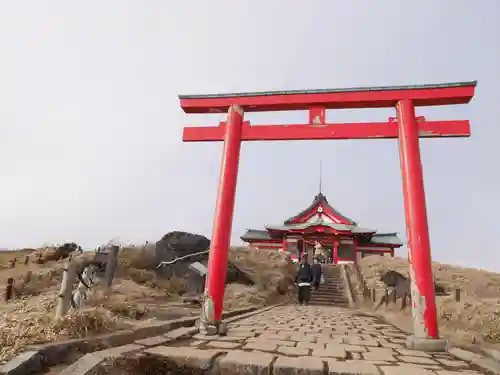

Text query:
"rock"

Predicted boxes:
[[37, 242, 80, 263], [380, 270, 446, 296], [276, 277, 290, 295], [227, 263, 253, 285], [154, 231, 253, 286], [156, 231, 210, 260]]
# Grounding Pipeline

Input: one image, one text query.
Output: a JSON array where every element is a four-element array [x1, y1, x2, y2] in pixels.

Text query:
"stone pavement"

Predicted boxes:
[[138, 305, 489, 374]]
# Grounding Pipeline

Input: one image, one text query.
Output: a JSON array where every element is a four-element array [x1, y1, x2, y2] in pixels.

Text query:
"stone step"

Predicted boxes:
[[310, 301, 349, 307], [317, 284, 342, 287], [310, 297, 347, 302], [310, 296, 347, 301], [311, 289, 345, 296], [311, 293, 346, 299], [311, 297, 347, 302]]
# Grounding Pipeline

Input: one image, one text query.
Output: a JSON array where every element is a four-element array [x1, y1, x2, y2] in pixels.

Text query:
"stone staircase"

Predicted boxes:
[[310, 265, 349, 307]]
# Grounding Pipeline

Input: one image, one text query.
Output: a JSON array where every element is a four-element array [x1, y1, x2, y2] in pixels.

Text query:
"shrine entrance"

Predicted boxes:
[[179, 81, 477, 349]]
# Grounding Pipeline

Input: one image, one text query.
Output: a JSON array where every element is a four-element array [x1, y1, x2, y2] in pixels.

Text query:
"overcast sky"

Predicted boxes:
[[0, 1, 498, 270]]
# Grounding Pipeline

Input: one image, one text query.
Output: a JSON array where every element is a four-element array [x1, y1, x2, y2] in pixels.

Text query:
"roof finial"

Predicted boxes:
[[319, 159, 323, 195]]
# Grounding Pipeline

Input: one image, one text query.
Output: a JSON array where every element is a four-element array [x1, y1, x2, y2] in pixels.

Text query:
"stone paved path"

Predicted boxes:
[[140, 305, 489, 374]]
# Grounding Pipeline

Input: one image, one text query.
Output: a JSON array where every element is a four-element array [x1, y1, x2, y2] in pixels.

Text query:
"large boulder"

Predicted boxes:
[[154, 231, 253, 286], [37, 242, 80, 262], [380, 270, 447, 296], [154, 231, 210, 267]]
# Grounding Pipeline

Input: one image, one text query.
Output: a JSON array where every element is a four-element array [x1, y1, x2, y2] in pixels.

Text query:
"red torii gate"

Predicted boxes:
[[179, 81, 476, 349]]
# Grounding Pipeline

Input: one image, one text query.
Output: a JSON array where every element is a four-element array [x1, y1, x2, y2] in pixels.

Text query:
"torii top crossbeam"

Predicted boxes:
[[179, 81, 476, 142], [179, 81, 476, 113]]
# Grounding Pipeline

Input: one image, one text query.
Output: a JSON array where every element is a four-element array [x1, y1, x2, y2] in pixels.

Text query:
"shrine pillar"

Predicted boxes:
[[200, 104, 243, 335], [333, 242, 339, 264], [397, 99, 446, 351]]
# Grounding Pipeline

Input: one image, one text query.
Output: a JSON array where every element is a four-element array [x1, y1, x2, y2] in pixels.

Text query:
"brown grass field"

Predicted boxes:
[[355, 255, 500, 350], [0, 246, 295, 363], [2, 246, 499, 363]]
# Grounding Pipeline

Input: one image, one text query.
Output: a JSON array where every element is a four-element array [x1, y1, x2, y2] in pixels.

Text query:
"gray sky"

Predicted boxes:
[[0, 1, 498, 271]]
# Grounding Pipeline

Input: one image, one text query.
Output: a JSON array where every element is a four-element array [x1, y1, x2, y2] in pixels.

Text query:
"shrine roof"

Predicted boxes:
[[240, 229, 272, 241], [240, 228, 403, 247], [284, 193, 356, 225], [265, 221, 376, 234], [179, 81, 477, 100], [369, 233, 403, 246]]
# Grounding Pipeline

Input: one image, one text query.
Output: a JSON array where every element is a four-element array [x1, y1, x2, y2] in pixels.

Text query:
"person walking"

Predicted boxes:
[[311, 258, 323, 290], [295, 256, 313, 305]]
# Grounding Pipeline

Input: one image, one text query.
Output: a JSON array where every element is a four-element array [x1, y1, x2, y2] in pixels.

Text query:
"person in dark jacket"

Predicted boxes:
[[311, 258, 323, 290], [294, 256, 313, 305]]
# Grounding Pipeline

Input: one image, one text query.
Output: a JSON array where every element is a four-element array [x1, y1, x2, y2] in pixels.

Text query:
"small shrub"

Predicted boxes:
[[118, 246, 154, 270], [107, 299, 147, 320]]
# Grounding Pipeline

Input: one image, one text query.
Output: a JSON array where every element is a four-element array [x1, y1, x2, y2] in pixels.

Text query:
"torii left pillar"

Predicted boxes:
[[199, 104, 244, 335]]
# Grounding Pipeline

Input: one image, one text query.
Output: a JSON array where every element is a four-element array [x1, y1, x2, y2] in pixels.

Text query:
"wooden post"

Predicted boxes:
[[455, 288, 461, 302], [5, 277, 14, 301], [104, 245, 119, 290], [55, 260, 76, 319]]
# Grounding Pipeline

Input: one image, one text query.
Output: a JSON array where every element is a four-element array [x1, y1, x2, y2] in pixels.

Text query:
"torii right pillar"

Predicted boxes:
[[397, 98, 447, 351]]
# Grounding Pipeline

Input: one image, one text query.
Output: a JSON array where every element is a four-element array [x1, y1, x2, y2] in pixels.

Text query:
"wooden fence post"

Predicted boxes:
[[104, 245, 119, 290], [5, 277, 14, 302], [455, 288, 461, 302], [55, 260, 76, 320]]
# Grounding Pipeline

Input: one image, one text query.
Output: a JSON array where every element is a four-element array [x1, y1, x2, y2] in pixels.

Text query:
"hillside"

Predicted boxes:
[[0, 245, 295, 363], [355, 255, 500, 348]]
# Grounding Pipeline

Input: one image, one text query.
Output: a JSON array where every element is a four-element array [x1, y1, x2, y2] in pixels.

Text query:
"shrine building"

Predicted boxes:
[[240, 192, 402, 264]]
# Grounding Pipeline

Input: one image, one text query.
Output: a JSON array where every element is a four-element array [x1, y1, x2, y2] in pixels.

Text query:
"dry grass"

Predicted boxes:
[[225, 246, 296, 309], [0, 292, 122, 363], [356, 255, 500, 348], [0, 244, 296, 363]]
